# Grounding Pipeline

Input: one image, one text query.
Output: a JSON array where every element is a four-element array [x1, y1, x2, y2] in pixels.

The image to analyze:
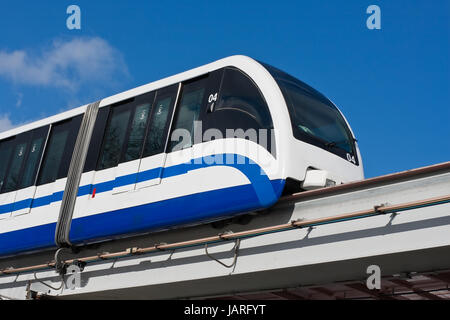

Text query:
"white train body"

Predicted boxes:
[[0, 55, 363, 257]]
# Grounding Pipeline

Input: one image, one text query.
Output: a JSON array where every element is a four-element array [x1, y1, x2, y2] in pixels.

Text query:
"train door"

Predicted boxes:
[[88, 92, 156, 196], [135, 84, 179, 189], [114, 92, 158, 193], [11, 126, 49, 216], [32, 116, 82, 217], [93, 99, 135, 195]]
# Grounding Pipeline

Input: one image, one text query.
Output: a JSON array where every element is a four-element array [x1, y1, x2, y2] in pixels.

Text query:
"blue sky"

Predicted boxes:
[[0, 0, 448, 178]]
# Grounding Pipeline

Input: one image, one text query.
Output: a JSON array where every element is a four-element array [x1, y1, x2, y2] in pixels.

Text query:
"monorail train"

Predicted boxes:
[[0, 55, 364, 258]]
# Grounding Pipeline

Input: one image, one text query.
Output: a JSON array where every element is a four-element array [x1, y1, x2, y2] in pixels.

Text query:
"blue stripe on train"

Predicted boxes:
[[0, 154, 284, 256], [0, 154, 277, 214], [0, 180, 285, 257]]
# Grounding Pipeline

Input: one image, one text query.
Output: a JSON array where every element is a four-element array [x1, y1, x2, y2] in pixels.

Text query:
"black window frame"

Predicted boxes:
[[0, 137, 15, 193], [37, 115, 82, 186], [142, 84, 179, 158], [0, 125, 50, 194], [261, 62, 359, 165], [85, 66, 278, 172], [201, 67, 275, 155], [86, 85, 180, 173], [2, 132, 32, 193], [168, 75, 209, 153], [95, 98, 136, 171], [18, 125, 49, 190], [84, 106, 111, 173], [120, 91, 156, 164]]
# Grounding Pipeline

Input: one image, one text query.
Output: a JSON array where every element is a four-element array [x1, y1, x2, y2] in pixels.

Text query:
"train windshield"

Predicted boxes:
[[262, 63, 357, 163]]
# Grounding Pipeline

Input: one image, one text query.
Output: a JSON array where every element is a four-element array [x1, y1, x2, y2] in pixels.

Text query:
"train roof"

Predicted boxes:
[[0, 55, 273, 140]]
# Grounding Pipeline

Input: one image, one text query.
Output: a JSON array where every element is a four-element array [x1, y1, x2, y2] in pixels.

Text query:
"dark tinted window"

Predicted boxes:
[[262, 63, 357, 163], [123, 102, 152, 162], [83, 107, 110, 173], [38, 130, 68, 185], [282, 80, 353, 152], [0, 139, 14, 192], [0, 126, 49, 193], [97, 103, 133, 170], [20, 127, 48, 189], [38, 116, 82, 185], [143, 86, 177, 157], [203, 68, 274, 154], [96, 92, 163, 169], [216, 68, 272, 130], [2, 140, 28, 193], [169, 78, 207, 151]]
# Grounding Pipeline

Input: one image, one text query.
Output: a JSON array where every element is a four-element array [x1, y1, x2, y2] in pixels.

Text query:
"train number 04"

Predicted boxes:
[[208, 93, 218, 103]]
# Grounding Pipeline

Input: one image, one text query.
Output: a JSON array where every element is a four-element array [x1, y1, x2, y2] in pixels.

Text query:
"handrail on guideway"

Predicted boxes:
[[1, 192, 450, 277]]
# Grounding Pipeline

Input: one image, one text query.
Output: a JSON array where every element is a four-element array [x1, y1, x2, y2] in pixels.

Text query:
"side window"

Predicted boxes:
[[215, 68, 273, 130], [143, 86, 178, 157], [262, 62, 357, 164], [2, 137, 29, 193], [0, 139, 14, 193], [169, 77, 207, 151], [38, 116, 82, 185], [20, 127, 48, 189], [83, 107, 110, 173], [123, 101, 152, 162], [96, 92, 157, 170], [96, 102, 133, 170], [0, 126, 49, 194], [203, 68, 274, 154], [279, 79, 356, 160]]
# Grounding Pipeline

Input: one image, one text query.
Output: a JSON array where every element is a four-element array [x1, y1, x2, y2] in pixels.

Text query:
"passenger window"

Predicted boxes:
[[0, 127, 49, 193], [143, 93, 174, 157], [203, 68, 274, 154], [97, 104, 132, 170], [123, 102, 152, 162], [0, 140, 13, 192], [2, 141, 28, 193], [215, 68, 273, 130], [38, 116, 82, 185], [20, 127, 48, 189], [169, 78, 207, 151], [39, 131, 68, 185]]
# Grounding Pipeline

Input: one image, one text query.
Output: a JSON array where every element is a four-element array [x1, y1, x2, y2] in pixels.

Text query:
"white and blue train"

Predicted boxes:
[[0, 56, 364, 258]]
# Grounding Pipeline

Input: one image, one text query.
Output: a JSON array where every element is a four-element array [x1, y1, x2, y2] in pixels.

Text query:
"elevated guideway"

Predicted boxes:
[[0, 162, 449, 300]]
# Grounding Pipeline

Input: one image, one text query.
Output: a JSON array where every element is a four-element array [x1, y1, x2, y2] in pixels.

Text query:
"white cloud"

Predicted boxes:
[[0, 114, 16, 133], [15, 93, 23, 107], [0, 37, 129, 91]]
